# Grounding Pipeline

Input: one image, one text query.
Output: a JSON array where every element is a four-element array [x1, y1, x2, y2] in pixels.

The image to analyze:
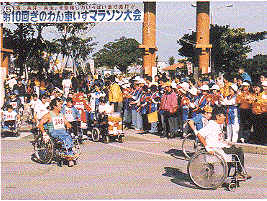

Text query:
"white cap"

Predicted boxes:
[[261, 81, 267, 86], [189, 87, 198, 96], [134, 76, 141, 81], [138, 78, 146, 84], [210, 84, 220, 91], [230, 84, 238, 91], [241, 82, 250, 86], [171, 82, 177, 89], [200, 84, 209, 91], [180, 82, 190, 92]]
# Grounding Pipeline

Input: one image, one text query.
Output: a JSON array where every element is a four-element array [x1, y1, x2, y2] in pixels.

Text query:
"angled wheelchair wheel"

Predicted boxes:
[[91, 127, 100, 142], [103, 135, 110, 144], [33, 134, 55, 164], [118, 135, 124, 143], [182, 133, 199, 159], [187, 151, 228, 189]]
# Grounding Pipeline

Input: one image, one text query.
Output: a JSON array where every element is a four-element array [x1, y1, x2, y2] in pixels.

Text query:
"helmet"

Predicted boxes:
[[203, 105, 213, 113]]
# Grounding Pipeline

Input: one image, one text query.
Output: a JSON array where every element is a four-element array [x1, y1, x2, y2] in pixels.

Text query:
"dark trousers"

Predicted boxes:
[[223, 145, 244, 173], [160, 111, 179, 137], [239, 108, 253, 141], [69, 121, 81, 137], [141, 113, 151, 131]]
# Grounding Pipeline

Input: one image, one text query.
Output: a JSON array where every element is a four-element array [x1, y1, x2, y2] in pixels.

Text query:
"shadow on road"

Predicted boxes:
[[165, 149, 188, 161], [163, 167, 200, 189]]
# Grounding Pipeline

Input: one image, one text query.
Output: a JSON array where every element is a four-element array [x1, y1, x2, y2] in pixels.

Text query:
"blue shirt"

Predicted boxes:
[[240, 72, 252, 83], [191, 113, 205, 131]]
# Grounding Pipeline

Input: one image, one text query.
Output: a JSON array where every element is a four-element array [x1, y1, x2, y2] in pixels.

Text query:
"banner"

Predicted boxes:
[[0, 3, 144, 23]]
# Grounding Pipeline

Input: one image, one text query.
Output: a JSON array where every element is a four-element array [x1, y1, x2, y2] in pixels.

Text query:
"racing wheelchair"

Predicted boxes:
[[32, 128, 81, 166], [90, 110, 124, 144], [1, 116, 21, 138], [187, 149, 250, 191], [181, 120, 203, 159]]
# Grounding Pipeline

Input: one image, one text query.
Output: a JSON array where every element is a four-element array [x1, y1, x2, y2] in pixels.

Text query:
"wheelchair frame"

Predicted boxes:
[[89, 110, 124, 144], [187, 150, 249, 191], [1, 115, 21, 138], [33, 129, 81, 166]]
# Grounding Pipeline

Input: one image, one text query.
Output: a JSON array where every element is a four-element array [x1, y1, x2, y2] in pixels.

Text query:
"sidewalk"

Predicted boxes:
[[17, 123, 267, 155]]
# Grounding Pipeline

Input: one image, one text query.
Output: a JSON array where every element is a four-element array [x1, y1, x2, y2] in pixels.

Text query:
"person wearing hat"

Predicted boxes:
[[210, 84, 222, 110], [188, 87, 199, 119], [128, 80, 143, 131], [196, 85, 212, 113], [179, 82, 191, 126], [187, 105, 213, 135], [220, 84, 239, 142], [236, 81, 253, 143], [158, 81, 179, 138]]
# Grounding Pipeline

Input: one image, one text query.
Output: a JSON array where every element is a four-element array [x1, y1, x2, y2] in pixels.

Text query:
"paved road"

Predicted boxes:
[[1, 130, 267, 199]]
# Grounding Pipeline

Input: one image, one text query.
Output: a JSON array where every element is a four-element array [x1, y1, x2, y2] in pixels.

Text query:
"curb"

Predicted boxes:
[[18, 125, 267, 155], [124, 129, 267, 155]]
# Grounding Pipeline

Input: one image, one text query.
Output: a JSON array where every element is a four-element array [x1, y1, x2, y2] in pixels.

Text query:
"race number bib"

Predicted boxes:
[[52, 117, 65, 130], [74, 102, 84, 110], [10, 102, 17, 109]]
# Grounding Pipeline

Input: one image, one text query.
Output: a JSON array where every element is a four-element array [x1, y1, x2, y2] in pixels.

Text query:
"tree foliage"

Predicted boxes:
[[92, 37, 142, 72], [177, 24, 267, 74]]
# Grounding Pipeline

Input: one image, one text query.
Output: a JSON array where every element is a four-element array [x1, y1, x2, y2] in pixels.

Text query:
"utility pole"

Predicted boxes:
[[195, 1, 212, 75], [139, 2, 157, 77]]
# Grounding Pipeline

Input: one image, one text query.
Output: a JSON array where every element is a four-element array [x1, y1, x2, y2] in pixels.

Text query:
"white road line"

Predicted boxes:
[[108, 143, 267, 171], [108, 143, 174, 158]]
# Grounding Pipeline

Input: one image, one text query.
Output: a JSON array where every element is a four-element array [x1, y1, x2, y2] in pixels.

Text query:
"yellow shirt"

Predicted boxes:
[[220, 82, 232, 98], [109, 83, 123, 103], [236, 90, 252, 110], [256, 91, 267, 114]]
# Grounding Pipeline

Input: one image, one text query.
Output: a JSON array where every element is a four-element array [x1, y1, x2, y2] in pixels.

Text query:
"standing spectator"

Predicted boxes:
[[129, 79, 144, 131], [159, 82, 178, 138], [138, 85, 150, 132], [248, 82, 263, 144], [238, 67, 252, 84], [220, 74, 233, 98], [108, 75, 123, 116], [220, 84, 239, 142], [236, 82, 252, 143]]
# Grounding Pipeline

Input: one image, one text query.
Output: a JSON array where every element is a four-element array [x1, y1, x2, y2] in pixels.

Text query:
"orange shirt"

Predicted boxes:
[[236, 90, 252, 109], [220, 82, 233, 98]]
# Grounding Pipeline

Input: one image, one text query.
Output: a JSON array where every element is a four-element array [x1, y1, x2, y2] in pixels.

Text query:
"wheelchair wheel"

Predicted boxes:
[[103, 135, 110, 144], [182, 133, 200, 159], [118, 135, 124, 143], [91, 127, 100, 142], [33, 134, 55, 164], [187, 151, 228, 189]]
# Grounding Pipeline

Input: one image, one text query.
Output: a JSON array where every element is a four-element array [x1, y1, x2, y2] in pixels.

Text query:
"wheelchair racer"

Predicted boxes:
[[2, 105, 20, 132], [38, 98, 75, 167], [196, 107, 251, 180]]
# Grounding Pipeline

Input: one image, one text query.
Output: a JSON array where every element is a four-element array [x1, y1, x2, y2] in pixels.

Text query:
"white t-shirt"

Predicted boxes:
[[62, 79, 72, 88], [3, 111, 17, 121], [7, 78, 17, 90], [29, 99, 42, 110], [35, 102, 49, 120], [99, 103, 114, 116], [198, 120, 228, 149]]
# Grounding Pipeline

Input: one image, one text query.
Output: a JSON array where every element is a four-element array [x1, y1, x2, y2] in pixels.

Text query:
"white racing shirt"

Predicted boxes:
[[198, 120, 229, 149], [65, 107, 75, 122], [3, 111, 17, 121]]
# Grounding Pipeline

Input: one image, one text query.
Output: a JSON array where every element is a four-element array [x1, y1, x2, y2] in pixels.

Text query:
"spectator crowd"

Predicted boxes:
[[2, 66, 267, 146]]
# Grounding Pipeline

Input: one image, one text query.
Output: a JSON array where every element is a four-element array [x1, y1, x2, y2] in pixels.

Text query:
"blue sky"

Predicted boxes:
[[5, 1, 267, 63]]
